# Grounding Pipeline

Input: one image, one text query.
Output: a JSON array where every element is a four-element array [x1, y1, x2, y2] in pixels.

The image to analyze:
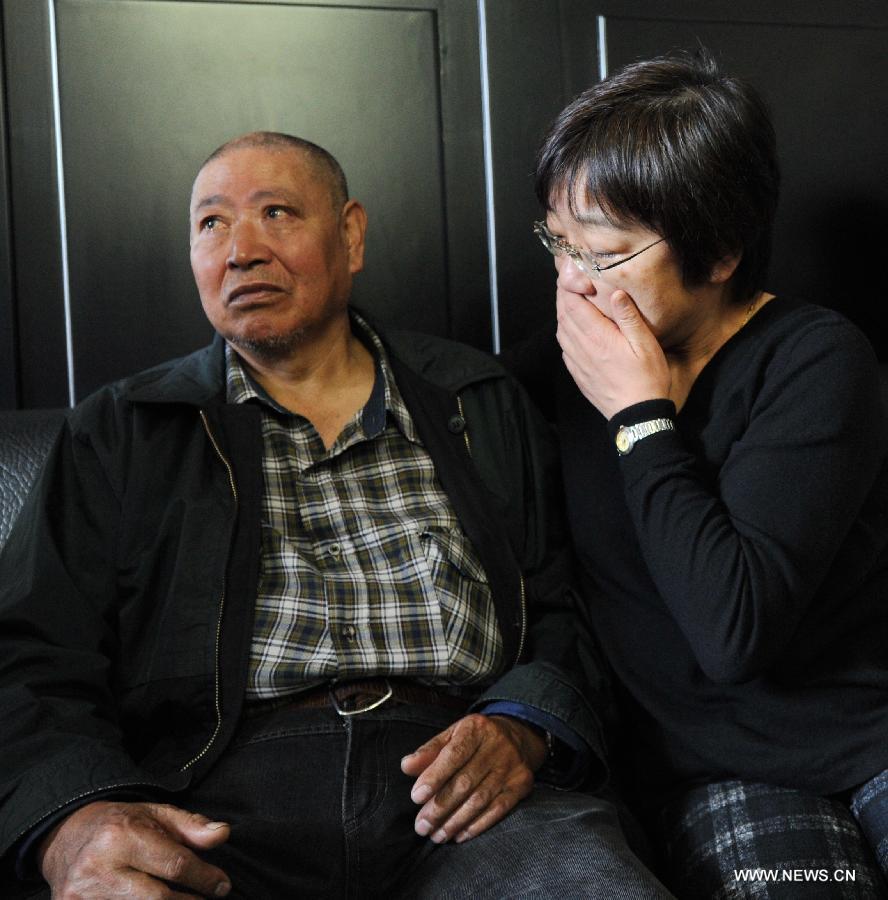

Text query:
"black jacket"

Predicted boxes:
[[0, 327, 608, 872]]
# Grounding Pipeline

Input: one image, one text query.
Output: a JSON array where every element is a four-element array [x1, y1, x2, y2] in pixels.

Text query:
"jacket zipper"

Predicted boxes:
[[179, 410, 239, 772], [456, 394, 527, 664], [456, 395, 472, 457], [515, 572, 528, 663]]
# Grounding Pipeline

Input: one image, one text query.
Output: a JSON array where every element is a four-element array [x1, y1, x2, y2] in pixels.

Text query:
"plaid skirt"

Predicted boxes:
[[657, 780, 888, 899]]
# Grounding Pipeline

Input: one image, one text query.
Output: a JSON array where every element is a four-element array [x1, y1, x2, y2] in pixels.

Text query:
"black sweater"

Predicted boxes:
[[531, 296, 888, 803]]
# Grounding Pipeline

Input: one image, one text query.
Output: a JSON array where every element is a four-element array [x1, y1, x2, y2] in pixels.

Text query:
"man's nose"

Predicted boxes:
[[226, 220, 272, 270]]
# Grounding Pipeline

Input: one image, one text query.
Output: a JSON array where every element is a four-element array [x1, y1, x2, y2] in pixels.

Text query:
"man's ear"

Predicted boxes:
[[709, 251, 742, 284], [341, 200, 368, 274]]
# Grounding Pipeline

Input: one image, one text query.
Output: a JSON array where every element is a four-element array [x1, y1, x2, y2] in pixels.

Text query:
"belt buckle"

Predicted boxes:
[[329, 678, 393, 717]]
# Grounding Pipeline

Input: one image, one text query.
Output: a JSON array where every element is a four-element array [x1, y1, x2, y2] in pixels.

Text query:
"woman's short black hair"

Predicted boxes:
[[534, 50, 780, 302]]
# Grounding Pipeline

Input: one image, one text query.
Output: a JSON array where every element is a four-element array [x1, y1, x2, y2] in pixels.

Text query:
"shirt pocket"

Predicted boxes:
[[418, 526, 503, 680]]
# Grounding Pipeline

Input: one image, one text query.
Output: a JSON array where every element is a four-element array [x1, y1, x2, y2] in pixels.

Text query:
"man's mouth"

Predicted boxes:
[[227, 283, 284, 304]]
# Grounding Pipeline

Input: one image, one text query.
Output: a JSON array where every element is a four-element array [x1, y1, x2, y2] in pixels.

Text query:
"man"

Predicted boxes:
[[0, 132, 672, 898]]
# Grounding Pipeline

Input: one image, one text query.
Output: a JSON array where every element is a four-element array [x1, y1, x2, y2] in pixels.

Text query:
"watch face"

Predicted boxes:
[[615, 427, 632, 454]]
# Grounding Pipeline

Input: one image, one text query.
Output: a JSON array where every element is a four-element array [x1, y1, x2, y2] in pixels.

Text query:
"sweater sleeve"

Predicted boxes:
[[611, 318, 886, 684]]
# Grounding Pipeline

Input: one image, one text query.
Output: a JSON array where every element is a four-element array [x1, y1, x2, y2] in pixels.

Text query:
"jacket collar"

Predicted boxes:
[[123, 309, 508, 406], [374, 326, 505, 394], [124, 334, 227, 406]]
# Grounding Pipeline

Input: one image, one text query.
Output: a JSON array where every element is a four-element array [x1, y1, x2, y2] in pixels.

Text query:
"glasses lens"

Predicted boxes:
[[533, 222, 556, 254], [533, 222, 599, 278]]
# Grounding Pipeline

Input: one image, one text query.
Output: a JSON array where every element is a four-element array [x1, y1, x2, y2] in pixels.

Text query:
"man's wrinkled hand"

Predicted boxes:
[[400, 714, 547, 845], [38, 800, 232, 899]]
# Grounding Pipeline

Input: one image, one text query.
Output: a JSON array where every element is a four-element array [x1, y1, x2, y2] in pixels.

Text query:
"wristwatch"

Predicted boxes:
[[615, 417, 675, 455]]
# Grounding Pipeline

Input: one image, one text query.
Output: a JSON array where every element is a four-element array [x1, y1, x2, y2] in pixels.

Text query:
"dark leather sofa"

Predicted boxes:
[[0, 409, 67, 550]]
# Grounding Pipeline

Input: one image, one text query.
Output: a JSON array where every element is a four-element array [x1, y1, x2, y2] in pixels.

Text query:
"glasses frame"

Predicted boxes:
[[533, 220, 664, 279]]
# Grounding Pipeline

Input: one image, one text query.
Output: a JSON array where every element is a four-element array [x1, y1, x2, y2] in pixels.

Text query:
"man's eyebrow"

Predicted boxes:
[[249, 189, 299, 203], [191, 189, 304, 215], [192, 194, 228, 212]]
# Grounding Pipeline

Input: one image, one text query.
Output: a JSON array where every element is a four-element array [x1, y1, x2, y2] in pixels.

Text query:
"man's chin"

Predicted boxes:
[[223, 329, 306, 362]]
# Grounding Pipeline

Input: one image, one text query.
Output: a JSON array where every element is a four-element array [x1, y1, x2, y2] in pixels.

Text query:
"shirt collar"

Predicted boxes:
[[224, 311, 420, 444]]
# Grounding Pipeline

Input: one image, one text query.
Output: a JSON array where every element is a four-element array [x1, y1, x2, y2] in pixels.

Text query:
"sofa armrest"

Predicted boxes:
[[0, 409, 68, 550]]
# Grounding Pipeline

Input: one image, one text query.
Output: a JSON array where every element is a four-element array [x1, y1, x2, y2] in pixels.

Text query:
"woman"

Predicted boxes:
[[529, 51, 888, 896]]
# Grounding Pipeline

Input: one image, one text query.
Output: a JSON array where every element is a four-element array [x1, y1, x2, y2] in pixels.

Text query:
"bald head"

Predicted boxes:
[[197, 131, 349, 211]]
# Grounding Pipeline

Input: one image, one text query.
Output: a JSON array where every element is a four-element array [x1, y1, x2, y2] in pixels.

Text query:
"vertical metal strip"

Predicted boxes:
[[477, 0, 500, 354], [47, 0, 75, 407], [597, 15, 608, 81]]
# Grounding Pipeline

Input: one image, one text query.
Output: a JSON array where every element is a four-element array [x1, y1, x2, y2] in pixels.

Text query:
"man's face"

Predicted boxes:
[[189, 145, 365, 359]]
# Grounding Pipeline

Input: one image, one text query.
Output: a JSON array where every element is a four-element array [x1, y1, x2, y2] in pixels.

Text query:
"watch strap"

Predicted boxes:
[[615, 417, 675, 455]]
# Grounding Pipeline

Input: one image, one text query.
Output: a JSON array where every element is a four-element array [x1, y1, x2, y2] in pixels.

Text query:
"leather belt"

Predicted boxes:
[[246, 678, 473, 719]]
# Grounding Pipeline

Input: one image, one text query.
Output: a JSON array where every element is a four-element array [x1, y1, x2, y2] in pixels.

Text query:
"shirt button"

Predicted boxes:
[[328, 543, 341, 558], [342, 624, 357, 641], [447, 414, 466, 434]]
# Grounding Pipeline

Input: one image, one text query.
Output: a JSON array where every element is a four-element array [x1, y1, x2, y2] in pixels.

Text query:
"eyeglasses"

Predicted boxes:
[[533, 220, 664, 279]]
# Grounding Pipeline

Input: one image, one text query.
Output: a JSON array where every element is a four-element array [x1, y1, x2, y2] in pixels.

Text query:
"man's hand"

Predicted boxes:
[[38, 800, 232, 899], [400, 714, 547, 845]]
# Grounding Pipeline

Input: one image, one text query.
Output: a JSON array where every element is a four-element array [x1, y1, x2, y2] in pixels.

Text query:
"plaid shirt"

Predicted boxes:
[[226, 318, 503, 699]]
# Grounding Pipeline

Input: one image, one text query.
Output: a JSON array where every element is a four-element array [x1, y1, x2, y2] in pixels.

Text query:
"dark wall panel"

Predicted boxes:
[[2, 1, 69, 408], [483, 0, 583, 350], [2, 1, 886, 406], [606, 16, 888, 357], [56, 0, 456, 401], [491, 2, 888, 360], [0, 18, 18, 410], [3, 0, 488, 407]]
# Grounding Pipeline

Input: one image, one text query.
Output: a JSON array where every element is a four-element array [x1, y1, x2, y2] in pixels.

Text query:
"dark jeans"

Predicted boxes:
[[182, 700, 673, 899]]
